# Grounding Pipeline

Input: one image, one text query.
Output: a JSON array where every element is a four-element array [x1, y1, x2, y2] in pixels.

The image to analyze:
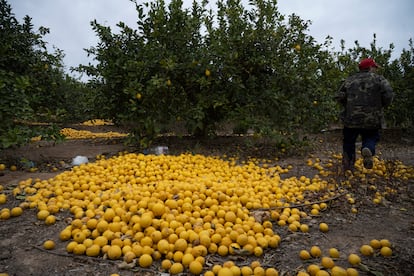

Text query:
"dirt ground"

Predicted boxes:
[[0, 127, 413, 276]]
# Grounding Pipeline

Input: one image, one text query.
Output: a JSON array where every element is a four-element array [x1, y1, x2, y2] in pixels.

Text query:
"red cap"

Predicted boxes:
[[359, 58, 378, 70]]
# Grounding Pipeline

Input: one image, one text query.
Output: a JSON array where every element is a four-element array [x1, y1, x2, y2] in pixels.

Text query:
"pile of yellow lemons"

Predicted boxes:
[[1, 151, 412, 275], [81, 119, 114, 126], [60, 128, 128, 139]]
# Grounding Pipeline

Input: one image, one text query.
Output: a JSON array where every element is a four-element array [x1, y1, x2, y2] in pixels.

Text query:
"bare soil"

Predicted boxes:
[[0, 127, 413, 276]]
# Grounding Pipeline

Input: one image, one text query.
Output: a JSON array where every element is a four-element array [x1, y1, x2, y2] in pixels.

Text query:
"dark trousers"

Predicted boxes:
[[343, 127, 380, 165]]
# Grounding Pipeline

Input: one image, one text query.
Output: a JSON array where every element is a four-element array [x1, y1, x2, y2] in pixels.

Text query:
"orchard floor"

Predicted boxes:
[[0, 127, 413, 276]]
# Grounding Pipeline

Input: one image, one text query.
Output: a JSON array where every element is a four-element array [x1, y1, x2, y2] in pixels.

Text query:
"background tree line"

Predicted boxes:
[[1, 0, 413, 149]]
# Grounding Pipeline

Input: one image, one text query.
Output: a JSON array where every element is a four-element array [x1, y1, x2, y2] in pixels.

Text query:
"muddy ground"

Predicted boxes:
[[0, 126, 413, 276]]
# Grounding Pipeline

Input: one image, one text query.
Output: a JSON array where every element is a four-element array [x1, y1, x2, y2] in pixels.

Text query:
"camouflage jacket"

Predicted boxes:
[[336, 71, 394, 129]]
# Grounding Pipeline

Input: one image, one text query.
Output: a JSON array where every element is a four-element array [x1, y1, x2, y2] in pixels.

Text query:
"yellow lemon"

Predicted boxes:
[[170, 262, 184, 275], [66, 241, 77, 253], [330, 266, 347, 276], [45, 215, 56, 225], [0, 209, 10, 220], [310, 246, 322, 257], [73, 243, 86, 255], [218, 267, 234, 276], [37, 210, 49, 220], [360, 244, 374, 256], [241, 266, 253, 276], [93, 236, 108, 247], [73, 231, 86, 243], [0, 194, 6, 204], [140, 213, 153, 228], [380, 239, 391, 248], [251, 260, 261, 269], [152, 202, 165, 217], [123, 251, 136, 263], [300, 224, 309, 233], [205, 69, 211, 77], [96, 220, 109, 233], [307, 264, 320, 275], [265, 267, 279, 276], [182, 253, 195, 267], [299, 250, 312, 260], [10, 207, 23, 217], [138, 253, 153, 268], [346, 268, 359, 276], [348, 253, 361, 266], [329, 248, 340, 258], [369, 239, 381, 249], [380, 246, 392, 257], [319, 223, 329, 233], [59, 228, 72, 241], [160, 259, 172, 271], [253, 266, 265, 276], [314, 271, 329, 276], [86, 244, 101, 257], [43, 240, 55, 250], [107, 245, 122, 260], [321, 256, 335, 269], [189, 260, 203, 275]]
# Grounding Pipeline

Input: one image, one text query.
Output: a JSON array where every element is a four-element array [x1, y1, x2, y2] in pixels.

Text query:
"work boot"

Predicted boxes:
[[361, 147, 373, 169], [342, 153, 354, 173]]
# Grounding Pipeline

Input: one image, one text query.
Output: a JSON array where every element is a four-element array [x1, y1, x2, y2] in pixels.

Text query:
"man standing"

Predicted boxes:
[[336, 58, 394, 172]]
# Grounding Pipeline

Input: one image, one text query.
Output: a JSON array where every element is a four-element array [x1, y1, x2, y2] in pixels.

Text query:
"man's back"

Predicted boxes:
[[337, 71, 393, 129]]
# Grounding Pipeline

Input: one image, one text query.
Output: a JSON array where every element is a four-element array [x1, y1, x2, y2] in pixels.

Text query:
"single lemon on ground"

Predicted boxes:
[[330, 266, 347, 276], [37, 210, 49, 220], [43, 240, 55, 250], [348, 253, 361, 266], [319, 223, 329, 232], [380, 239, 391, 247], [360, 244, 374, 256], [380, 246, 392, 257], [0, 194, 6, 204], [329, 248, 340, 258], [299, 250, 312, 260], [310, 246, 322, 257], [45, 215, 56, 225], [346, 268, 359, 276], [10, 207, 23, 217], [59, 228, 72, 241], [265, 267, 279, 276], [307, 264, 320, 275], [369, 239, 381, 249], [321, 256, 335, 269]]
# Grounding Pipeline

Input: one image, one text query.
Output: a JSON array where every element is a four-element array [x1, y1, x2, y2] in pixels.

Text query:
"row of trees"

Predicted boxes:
[[78, 0, 413, 146], [1, 0, 413, 149], [0, 0, 96, 148]]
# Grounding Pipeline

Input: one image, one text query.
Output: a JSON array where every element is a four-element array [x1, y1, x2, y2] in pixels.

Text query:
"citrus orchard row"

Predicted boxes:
[[0, 151, 413, 275]]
